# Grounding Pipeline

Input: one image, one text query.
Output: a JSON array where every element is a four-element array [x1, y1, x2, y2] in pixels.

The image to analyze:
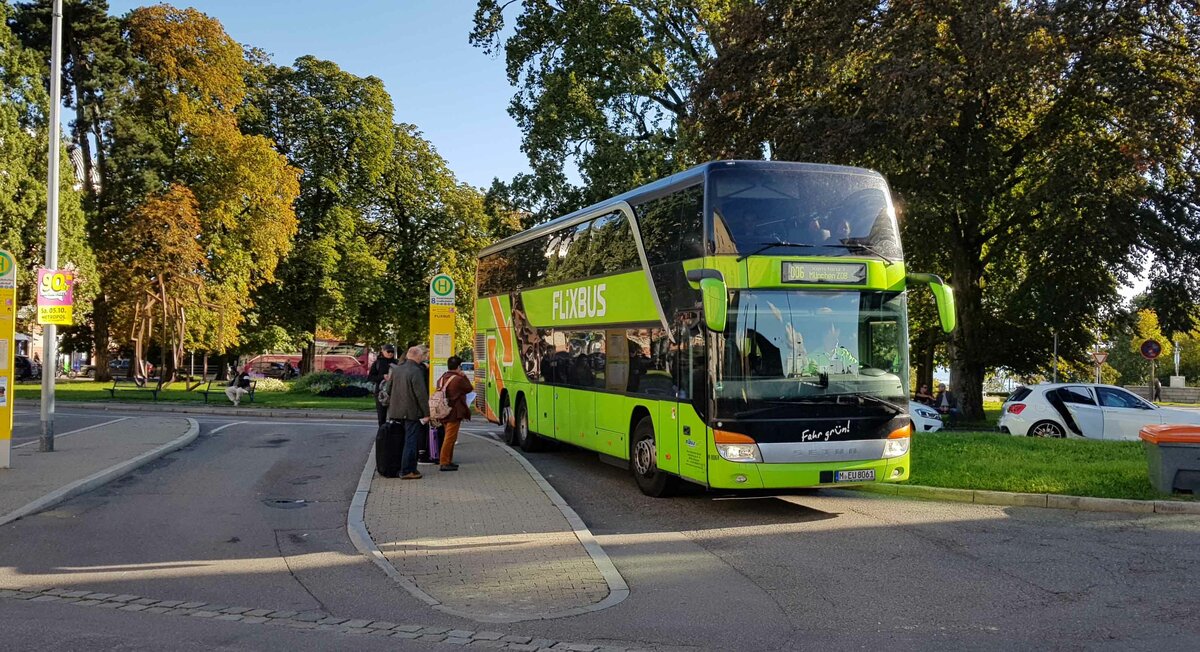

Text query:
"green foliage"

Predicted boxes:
[[470, 0, 730, 218], [247, 56, 394, 361], [290, 370, 371, 396], [0, 1, 96, 328], [692, 0, 1200, 419]]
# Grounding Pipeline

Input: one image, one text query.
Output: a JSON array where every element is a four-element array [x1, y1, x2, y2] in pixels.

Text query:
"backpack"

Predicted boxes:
[[377, 364, 396, 404], [428, 375, 453, 425]]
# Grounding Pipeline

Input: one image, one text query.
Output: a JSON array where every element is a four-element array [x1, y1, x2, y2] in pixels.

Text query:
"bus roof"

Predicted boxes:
[[478, 160, 883, 259]]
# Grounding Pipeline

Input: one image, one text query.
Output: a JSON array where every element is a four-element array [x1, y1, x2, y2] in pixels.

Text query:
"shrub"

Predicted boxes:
[[254, 377, 288, 393], [292, 371, 374, 395]]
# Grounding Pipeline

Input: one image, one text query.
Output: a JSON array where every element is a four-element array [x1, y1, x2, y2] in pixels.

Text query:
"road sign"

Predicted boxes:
[[429, 274, 457, 393], [1092, 351, 1108, 366], [0, 250, 15, 468], [1140, 339, 1162, 360]]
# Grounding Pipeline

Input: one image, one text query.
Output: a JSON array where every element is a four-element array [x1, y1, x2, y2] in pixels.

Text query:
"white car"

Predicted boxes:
[[910, 401, 944, 432], [998, 383, 1200, 440]]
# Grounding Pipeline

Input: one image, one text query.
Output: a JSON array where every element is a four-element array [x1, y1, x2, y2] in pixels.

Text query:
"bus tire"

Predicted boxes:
[[500, 393, 515, 445], [631, 416, 676, 497], [516, 397, 543, 452]]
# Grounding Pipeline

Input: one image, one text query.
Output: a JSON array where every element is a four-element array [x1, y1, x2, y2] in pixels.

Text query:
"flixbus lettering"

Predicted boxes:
[[552, 283, 607, 320]]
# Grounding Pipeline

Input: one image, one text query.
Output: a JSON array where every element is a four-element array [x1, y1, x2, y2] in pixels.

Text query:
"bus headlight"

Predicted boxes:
[[883, 437, 910, 458], [716, 443, 762, 463], [714, 430, 762, 463]]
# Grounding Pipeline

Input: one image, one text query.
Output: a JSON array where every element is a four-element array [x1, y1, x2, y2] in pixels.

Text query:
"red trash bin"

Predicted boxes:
[[1139, 425, 1200, 494]]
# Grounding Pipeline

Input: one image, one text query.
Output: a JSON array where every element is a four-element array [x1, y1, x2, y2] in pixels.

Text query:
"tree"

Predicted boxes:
[[358, 124, 490, 349], [695, 0, 1200, 420], [471, 0, 731, 216], [1, 0, 96, 332], [92, 4, 299, 377], [247, 56, 393, 372]]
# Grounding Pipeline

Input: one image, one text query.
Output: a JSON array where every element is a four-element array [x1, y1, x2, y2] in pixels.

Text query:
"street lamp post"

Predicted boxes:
[[39, 0, 63, 452]]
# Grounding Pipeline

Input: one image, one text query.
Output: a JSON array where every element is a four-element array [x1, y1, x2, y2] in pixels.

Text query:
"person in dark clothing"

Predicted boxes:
[[436, 356, 474, 471], [934, 383, 960, 422], [386, 346, 431, 479], [1153, 377, 1163, 402], [368, 344, 398, 425]]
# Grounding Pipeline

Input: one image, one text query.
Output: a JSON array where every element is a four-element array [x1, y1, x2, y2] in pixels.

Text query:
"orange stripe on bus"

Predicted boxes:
[[489, 297, 514, 365]]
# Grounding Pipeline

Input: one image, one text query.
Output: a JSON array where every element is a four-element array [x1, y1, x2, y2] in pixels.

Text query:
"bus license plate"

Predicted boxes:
[[835, 469, 875, 482]]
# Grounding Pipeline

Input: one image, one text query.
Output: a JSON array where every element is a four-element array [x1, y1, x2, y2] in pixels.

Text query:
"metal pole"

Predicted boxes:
[[39, 0, 63, 453], [1052, 331, 1058, 384]]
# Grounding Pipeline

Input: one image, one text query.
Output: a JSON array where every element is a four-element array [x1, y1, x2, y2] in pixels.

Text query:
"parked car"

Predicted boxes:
[[910, 401, 943, 432], [14, 355, 41, 380], [82, 358, 154, 378], [998, 383, 1200, 440]]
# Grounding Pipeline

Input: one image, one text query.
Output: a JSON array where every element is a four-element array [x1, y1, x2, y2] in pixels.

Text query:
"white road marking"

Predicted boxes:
[[12, 417, 133, 449]]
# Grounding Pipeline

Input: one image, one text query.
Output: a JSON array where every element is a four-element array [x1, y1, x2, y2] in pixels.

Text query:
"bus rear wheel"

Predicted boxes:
[[516, 397, 544, 452], [631, 417, 676, 497]]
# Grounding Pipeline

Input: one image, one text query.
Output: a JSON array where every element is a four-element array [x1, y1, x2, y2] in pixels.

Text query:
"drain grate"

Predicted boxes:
[[262, 499, 312, 509]]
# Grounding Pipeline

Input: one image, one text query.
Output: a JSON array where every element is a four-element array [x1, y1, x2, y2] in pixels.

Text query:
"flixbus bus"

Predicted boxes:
[[473, 161, 956, 496]]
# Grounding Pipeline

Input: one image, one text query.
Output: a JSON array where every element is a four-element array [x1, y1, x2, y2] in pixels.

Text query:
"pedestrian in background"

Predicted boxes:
[[1153, 377, 1162, 402], [934, 382, 960, 423], [225, 369, 252, 406], [368, 344, 398, 426], [436, 356, 474, 472], [386, 345, 431, 480], [915, 384, 935, 406]]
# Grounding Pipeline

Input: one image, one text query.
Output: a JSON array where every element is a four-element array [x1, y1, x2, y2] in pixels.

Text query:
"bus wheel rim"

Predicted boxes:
[[634, 438, 656, 476]]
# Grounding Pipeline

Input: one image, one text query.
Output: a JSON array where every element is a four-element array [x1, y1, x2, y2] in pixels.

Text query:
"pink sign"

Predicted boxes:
[[37, 268, 75, 325]]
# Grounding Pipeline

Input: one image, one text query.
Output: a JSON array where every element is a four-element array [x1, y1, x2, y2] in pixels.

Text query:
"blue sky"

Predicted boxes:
[[106, 0, 527, 190]]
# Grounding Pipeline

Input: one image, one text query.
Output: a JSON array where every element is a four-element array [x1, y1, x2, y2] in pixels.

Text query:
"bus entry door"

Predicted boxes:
[[674, 316, 708, 484]]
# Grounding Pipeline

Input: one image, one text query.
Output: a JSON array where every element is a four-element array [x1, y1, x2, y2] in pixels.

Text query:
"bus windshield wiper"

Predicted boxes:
[[737, 241, 818, 262], [823, 242, 895, 265], [819, 392, 904, 416]]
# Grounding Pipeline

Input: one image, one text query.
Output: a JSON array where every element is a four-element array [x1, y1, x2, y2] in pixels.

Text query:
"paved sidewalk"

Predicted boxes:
[[363, 427, 620, 622], [0, 416, 197, 525]]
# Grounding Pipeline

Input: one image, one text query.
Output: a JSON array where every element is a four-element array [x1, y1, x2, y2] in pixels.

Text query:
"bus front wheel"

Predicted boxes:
[[631, 417, 676, 497], [516, 398, 544, 452]]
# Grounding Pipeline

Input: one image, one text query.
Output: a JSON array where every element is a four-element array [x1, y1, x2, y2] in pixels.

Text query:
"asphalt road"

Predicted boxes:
[[3, 411, 1199, 651], [512, 437, 1200, 651]]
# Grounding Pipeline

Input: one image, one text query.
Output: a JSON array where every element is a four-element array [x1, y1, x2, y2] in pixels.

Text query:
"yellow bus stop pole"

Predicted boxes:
[[0, 250, 16, 468]]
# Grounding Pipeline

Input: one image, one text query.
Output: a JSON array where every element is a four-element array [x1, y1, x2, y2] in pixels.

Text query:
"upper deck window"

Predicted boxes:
[[709, 167, 902, 260]]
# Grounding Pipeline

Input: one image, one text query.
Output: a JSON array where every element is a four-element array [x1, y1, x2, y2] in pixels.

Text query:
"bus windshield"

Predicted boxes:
[[715, 290, 909, 418], [709, 167, 902, 259]]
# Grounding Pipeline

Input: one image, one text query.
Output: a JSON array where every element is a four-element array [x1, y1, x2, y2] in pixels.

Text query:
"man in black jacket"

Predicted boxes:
[[386, 346, 431, 480], [368, 344, 398, 425]]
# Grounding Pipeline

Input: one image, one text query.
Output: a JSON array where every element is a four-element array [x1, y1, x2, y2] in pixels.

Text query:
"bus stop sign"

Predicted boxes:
[[1141, 340, 1162, 360]]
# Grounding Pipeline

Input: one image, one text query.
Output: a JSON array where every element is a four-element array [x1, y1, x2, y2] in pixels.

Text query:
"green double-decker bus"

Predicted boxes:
[[474, 161, 956, 496]]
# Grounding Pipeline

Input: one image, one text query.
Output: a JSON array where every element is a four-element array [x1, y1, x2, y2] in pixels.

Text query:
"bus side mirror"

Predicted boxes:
[[700, 277, 728, 332], [908, 273, 956, 333]]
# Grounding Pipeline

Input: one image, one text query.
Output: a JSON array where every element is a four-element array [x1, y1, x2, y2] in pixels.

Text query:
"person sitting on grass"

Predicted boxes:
[[934, 383, 960, 424]]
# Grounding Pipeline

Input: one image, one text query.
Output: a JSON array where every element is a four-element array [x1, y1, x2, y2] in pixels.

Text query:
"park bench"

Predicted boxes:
[[106, 377, 161, 401], [201, 379, 256, 404]]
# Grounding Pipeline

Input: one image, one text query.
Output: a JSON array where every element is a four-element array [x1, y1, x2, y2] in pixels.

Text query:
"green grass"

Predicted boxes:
[[908, 432, 1185, 501], [11, 380, 374, 411]]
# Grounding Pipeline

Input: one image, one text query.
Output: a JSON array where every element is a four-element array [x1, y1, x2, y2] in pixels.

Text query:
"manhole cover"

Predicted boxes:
[[263, 499, 312, 509]]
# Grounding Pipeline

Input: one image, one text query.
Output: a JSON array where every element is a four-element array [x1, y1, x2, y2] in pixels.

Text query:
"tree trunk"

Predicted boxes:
[[914, 330, 936, 396], [93, 294, 112, 381], [949, 249, 987, 422]]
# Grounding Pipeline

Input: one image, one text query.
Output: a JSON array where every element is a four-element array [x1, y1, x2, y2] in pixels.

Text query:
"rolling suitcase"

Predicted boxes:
[[375, 421, 403, 477]]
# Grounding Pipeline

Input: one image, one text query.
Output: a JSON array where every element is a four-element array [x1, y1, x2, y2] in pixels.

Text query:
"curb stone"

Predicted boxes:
[[0, 585, 657, 652], [0, 418, 201, 527], [851, 483, 1200, 515], [53, 401, 374, 421]]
